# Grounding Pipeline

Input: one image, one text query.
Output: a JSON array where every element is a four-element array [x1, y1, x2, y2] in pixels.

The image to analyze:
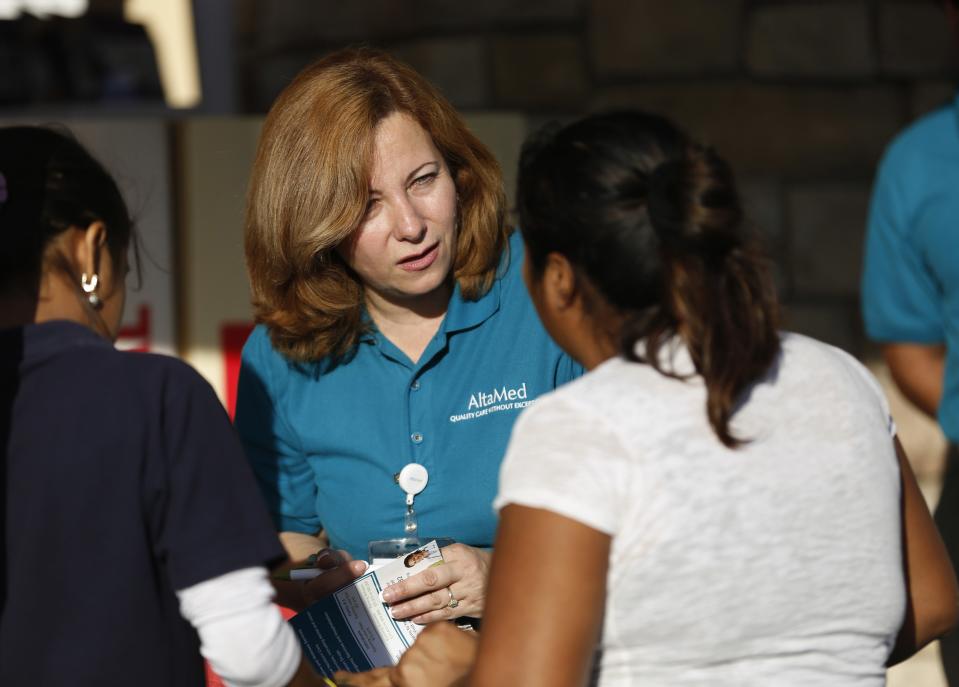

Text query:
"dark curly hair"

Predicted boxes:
[[518, 111, 780, 448]]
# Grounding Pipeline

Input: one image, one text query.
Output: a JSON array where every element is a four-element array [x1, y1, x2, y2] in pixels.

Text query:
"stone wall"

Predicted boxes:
[[237, 0, 957, 358]]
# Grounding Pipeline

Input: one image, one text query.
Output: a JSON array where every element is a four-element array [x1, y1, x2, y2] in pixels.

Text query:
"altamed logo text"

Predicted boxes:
[[451, 382, 534, 423], [468, 382, 528, 409]]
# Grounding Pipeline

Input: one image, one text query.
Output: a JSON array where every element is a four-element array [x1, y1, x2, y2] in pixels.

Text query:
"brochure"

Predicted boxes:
[[289, 539, 443, 676]]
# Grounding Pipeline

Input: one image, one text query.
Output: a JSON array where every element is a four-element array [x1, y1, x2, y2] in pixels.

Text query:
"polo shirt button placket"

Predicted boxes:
[[411, 432, 424, 444], [411, 379, 421, 391]]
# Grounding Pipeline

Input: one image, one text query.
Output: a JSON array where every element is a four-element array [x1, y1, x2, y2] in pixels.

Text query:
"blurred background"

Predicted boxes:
[[2, 1, 955, 682]]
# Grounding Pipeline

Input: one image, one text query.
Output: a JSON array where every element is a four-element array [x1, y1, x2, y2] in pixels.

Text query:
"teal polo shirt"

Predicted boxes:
[[861, 91, 959, 441], [235, 232, 582, 560]]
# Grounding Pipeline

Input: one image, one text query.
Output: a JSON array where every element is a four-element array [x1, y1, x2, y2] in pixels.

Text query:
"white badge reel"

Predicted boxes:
[[397, 462, 428, 534], [368, 463, 432, 565]]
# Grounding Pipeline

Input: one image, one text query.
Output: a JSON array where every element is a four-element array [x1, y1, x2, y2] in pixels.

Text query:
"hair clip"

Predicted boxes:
[[0, 172, 7, 205]]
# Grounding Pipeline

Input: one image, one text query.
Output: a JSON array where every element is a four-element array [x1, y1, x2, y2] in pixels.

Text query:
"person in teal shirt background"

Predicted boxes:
[[861, 3, 959, 680], [235, 48, 580, 627]]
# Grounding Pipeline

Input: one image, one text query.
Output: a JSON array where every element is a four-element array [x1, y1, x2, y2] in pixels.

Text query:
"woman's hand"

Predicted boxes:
[[391, 622, 478, 687], [302, 548, 369, 607], [332, 667, 393, 687], [380, 544, 491, 623], [272, 546, 368, 611]]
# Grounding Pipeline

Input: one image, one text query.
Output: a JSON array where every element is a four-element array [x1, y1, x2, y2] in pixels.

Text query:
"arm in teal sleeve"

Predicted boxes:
[[234, 326, 324, 536]]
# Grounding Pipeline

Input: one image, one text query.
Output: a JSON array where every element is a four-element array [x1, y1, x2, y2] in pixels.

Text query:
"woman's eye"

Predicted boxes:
[[412, 172, 437, 187], [365, 198, 380, 214]]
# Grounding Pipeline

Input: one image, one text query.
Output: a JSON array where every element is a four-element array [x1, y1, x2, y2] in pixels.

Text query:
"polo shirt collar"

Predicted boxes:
[[356, 277, 502, 365], [442, 239, 518, 335], [441, 275, 501, 336]]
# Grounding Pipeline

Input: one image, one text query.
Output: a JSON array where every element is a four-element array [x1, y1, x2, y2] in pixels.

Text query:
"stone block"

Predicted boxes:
[[739, 178, 787, 294], [910, 81, 957, 121], [492, 0, 584, 23], [250, 0, 583, 51], [247, 40, 489, 111], [787, 184, 871, 297], [393, 38, 489, 109], [780, 301, 865, 356], [590, 0, 743, 76], [252, 0, 372, 48], [491, 33, 588, 108], [740, 177, 784, 247], [879, 1, 957, 77], [595, 82, 903, 176], [248, 53, 316, 112], [251, 1, 490, 48], [746, 1, 874, 78], [462, 112, 529, 208]]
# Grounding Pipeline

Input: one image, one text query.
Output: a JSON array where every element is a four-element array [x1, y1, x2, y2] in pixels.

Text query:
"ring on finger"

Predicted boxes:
[[446, 586, 459, 609]]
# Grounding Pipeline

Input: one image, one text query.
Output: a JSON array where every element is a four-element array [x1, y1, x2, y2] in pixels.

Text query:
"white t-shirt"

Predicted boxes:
[[494, 333, 904, 686]]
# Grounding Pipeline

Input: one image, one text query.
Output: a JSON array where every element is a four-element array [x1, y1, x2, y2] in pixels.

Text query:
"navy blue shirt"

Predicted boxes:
[[0, 321, 285, 687], [236, 233, 582, 560]]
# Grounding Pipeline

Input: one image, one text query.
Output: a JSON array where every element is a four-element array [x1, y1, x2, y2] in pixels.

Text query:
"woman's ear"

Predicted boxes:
[[76, 221, 108, 282], [542, 251, 578, 310]]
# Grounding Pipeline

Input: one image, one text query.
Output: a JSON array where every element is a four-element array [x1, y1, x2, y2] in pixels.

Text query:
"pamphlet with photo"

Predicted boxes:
[[290, 539, 444, 676]]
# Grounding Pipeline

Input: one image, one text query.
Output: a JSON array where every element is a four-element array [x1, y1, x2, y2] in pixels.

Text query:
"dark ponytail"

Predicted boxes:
[[518, 111, 780, 448], [0, 126, 133, 292]]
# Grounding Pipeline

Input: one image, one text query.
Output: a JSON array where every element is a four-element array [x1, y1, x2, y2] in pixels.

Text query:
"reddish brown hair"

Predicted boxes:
[[245, 47, 508, 362]]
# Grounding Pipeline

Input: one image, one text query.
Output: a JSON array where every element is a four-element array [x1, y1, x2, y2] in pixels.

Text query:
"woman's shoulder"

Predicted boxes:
[[243, 323, 331, 369], [489, 231, 542, 323], [241, 322, 335, 384], [777, 331, 889, 408], [778, 332, 874, 380], [114, 349, 221, 402], [493, 230, 525, 289], [525, 356, 640, 417], [25, 321, 210, 393], [41, 343, 223, 425], [242, 323, 277, 362]]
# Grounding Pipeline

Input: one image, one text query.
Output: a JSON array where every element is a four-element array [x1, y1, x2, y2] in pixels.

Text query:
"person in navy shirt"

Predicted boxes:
[[236, 47, 581, 625], [0, 126, 348, 687]]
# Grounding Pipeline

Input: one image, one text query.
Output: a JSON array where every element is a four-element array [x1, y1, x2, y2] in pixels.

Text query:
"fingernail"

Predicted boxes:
[[380, 587, 395, 603]]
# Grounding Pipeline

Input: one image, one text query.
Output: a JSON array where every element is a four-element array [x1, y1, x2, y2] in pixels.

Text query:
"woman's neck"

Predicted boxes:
[[365, 284, 452, 364], [0, 274, 94, 333], [567, 305, 625, 372]]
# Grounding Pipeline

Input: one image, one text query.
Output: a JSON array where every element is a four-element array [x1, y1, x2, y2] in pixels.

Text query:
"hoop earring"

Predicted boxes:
[[81, 272, 102, 309]]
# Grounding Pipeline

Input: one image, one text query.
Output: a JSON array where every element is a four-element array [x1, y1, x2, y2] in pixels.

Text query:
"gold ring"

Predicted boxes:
[[446, 587, 459, 609]]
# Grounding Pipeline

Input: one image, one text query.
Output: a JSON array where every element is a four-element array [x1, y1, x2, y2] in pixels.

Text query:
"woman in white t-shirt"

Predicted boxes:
[[374, 111, 959, 687]]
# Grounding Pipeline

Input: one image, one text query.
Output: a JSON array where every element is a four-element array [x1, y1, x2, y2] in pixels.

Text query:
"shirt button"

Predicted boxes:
[[411, 379, 421, 391], [411, 432, 424, 444]]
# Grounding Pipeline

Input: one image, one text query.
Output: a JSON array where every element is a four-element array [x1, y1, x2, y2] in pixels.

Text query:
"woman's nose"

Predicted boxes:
[[391, 196, 427, 241]]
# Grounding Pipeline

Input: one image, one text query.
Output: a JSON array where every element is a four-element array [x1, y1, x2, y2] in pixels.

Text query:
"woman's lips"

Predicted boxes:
[[398, 242, 439, 271]]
